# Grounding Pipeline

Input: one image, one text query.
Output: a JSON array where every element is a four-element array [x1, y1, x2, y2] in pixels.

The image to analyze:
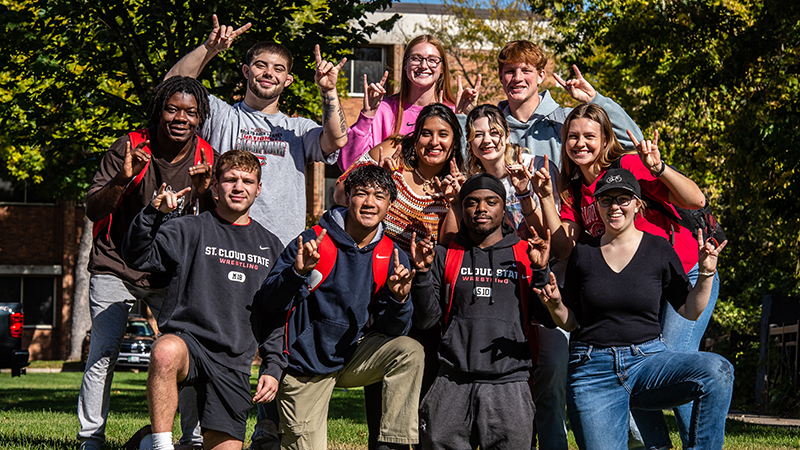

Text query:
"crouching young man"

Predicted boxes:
[[255, 164, 423, 450], [410, 173, 554, 450], [122, 150, 283, 450]]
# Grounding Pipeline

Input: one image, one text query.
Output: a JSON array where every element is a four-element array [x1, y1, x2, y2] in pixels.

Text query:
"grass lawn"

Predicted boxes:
[[1, 368, 798, 449]]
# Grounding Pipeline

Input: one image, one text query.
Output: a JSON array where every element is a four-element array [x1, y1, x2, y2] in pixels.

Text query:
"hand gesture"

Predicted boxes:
[[454, 74, 481, 114], [387, 249, 414, 302], [204, 14, 251, 53], [375, 140, 401, 172], [434, 159, 465, 205], [363, 71, 388, 116], [527, 227, 551, 269], [533, 272, 562, 310], [189, 151, 212, 194], [505, 152, 536, 195], [553, 65, 597, 103], [294, 228, 327, 275], [410, 225, 436, 271], [531, 154, 553, 200], [627, 129, 663, 176], [697, 229, 727, 275], [253, 374, 279, 403], [314, 45, 347, 93], [151, 183, 191, 214], [122, 140, 150, 180]]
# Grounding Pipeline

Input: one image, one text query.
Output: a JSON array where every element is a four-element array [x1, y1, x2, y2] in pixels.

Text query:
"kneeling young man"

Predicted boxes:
[[122, 150, 283, 450], [410, 173, 553, 450], [256, 164, 423, 450]]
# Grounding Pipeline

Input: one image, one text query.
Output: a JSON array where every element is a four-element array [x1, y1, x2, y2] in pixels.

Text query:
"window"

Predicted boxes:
[[0, 266, 60, 328], [341, 47, 386, 96], [0, 177, 56, 204]]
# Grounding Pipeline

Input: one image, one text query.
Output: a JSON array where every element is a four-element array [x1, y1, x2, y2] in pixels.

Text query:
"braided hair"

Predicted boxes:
[[147, 76, 211, 131]]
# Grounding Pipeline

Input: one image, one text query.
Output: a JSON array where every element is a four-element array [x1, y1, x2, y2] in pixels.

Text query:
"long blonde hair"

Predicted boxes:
[[392, 35, 456, 135], [558, 103, 634, 206], [465, 104, 526, 176]]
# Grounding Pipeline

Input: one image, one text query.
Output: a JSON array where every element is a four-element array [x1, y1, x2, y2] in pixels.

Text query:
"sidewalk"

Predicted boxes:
[[727, 410, 800, 428]]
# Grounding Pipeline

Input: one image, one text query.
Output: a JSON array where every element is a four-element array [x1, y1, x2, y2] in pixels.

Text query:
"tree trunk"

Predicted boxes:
[[67, 215, 93, 361]]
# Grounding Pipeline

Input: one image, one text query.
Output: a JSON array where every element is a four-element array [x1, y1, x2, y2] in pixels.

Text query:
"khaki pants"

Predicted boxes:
[[278, 333, 423, 450]]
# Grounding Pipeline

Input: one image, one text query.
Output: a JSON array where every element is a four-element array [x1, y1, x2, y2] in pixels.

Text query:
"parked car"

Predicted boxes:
[[0, 302, 30, 376], [81, 315, 156, 371]]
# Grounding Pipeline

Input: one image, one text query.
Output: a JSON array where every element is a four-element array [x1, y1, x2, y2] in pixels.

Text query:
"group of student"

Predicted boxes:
[[76, 13, 734, 450]]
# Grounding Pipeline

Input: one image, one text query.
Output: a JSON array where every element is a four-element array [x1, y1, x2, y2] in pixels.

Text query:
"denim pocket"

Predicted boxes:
[[634, 339, 668, 357]]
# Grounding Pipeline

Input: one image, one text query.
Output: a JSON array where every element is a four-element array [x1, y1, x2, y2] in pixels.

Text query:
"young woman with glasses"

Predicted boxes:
[[337, 34, 480, 170], [534, 168, 732, 450], [532, 103, 726, 449]]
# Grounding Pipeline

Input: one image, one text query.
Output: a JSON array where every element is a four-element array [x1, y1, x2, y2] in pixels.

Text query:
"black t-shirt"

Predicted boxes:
[[562, 232, 692, 347], [87, 129, 209, 288]]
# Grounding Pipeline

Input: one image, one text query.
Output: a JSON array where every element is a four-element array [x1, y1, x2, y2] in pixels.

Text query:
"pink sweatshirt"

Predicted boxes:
[[338, 96, 424, 170]]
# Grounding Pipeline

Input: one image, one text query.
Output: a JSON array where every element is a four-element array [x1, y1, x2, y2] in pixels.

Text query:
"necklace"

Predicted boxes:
[[414, 168, 436, 194]]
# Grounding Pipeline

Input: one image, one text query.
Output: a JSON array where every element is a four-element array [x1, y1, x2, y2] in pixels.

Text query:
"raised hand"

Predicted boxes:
[[151, 183, 191, 214], [454, 74, 482, 114], [363, 71, 388, 116], [253, 374, 279, 403], [373, 137, 402, 172], [204, 14, 251, 53], [531, 154, 553, 200], [553, 65, 597, 103], [387, 249, 414, 302], [435, 159, 465, 205], [627, 129, 663, 176], [294, 228, 327, 275], [506, 152, 536, 195], [410, 225, 436, 271], [697, 229, 727, 275], [189, 150, 212, 194], [122, 140, 150, 180], [527, 227, 551, 269], [314, 45, 347, 93], [533, 272, 562, 310]]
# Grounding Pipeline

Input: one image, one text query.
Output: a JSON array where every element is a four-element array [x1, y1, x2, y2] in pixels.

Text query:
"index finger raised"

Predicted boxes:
[[553, 72, 567, 88], [315, 227, 327, 245], [314, 44, 322, 65], [626, 129, 640, 147], [232, 22, 251, 37], [572, 64, 584, 80]]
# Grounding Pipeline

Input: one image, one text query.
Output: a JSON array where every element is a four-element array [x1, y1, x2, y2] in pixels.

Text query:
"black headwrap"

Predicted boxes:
[[459, 173, 506, 205]]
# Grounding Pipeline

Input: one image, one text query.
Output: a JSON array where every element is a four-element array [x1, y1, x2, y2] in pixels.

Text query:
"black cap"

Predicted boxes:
[[460, 173, 506, 205], [594, 168, 641, 198]]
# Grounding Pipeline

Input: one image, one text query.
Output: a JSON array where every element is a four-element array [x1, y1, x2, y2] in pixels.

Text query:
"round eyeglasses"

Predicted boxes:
[[407, 54, 443, 68]]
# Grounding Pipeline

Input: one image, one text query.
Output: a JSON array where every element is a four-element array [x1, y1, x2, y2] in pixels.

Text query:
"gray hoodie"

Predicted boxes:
[[499, 90, 644, 170]]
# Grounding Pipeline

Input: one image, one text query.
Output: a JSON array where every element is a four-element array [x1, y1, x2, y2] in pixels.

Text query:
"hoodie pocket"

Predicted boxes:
[[290, 319, 359, 370], [440, 316, 530, 375]]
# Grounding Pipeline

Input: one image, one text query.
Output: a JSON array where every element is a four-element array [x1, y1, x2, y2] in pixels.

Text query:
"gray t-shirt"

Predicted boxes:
[[201, 95, 338, 246]]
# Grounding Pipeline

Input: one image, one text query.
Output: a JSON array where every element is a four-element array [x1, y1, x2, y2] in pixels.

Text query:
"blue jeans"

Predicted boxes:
[[631, 265, 721, 449], [567, 337, 733, 450]]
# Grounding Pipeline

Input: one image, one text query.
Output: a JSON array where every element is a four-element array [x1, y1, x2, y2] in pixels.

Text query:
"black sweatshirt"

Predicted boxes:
[[122, 205, 283, 374], [412, 225, 550, 383]]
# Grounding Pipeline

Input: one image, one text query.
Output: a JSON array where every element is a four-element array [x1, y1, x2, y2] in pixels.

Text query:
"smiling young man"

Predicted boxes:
[[410, 173, 554, 450], [121, 150, 283, 450], [254, 164, 423, 450], [78, 76, 217, 450], [166, 15, 348, 247], [495, 40, 645, 450]]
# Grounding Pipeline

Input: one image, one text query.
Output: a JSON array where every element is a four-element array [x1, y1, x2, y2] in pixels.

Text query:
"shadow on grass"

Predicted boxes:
[[329, 388, 367, 423]]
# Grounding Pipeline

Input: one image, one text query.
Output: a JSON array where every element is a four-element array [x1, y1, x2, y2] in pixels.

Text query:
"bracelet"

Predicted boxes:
[[515, 190, 532, 199], [652, 161, 666, 177], [698, 270, 716, 277], [523, 200, 539, 216]]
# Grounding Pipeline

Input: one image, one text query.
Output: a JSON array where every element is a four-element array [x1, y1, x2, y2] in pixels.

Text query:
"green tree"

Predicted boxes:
[[531, 0, 800, 409], [0, 0, 398, 359]]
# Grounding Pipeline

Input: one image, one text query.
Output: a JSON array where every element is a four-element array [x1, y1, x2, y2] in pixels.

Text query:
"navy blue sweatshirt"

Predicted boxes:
[[257, 207, 413, 377], [122, 205, 282, 374]]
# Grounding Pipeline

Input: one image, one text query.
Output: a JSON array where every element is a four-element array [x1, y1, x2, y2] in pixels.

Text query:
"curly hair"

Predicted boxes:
[[344, 164, 397, 203], [147, 76, 210, 131], [216, 150, 262, 181]]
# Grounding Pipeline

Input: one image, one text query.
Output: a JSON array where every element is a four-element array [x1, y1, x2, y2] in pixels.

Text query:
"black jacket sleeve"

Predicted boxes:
[[410, 245, 447, 330]]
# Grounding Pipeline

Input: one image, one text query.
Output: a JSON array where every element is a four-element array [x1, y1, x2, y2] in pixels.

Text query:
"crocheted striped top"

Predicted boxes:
[[384, 167, 449, 253]]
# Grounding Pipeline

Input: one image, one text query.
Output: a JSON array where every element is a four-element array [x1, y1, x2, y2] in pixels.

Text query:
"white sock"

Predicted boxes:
[[151, 432, 174, 450]]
